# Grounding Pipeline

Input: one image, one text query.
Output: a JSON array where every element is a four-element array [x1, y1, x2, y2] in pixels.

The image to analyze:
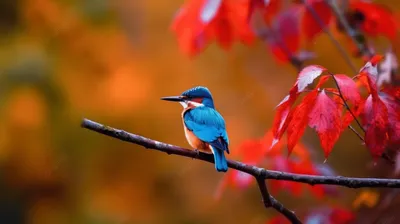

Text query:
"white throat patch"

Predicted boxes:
[[180, 101, 203, 109]]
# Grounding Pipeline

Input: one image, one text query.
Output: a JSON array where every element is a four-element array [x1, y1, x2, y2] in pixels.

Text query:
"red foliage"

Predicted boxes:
[[171, 0, 255, 56], [349, 1, 398, 41], [266, 6, 302, 63], [170, 1, 400, 222], [301, 0, 332, 41], [215, 131, 338, 200], [308, 90, 341, 158], [270, 55, 400, 159], [171, 0, 398, 62]]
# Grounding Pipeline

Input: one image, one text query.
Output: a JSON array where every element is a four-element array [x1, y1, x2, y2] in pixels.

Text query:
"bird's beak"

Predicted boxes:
[[160, 95, 186, 102]]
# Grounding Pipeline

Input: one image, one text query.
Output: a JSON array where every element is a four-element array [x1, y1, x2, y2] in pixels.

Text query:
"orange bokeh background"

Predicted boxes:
[[0, 0, 399, 223]]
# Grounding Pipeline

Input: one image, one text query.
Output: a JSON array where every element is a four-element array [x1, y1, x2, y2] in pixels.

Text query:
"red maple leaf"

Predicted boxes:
[[383, 86, 400, 101], [295, 65, 327, 92], [250, 0, 282, 24], [301, 0, 332, 41], [287, 89, 319, 154], [266, 6, 302, 63], [380, 92, 400, 147], [308, 90, 341, 158], [272, 66, 335, 155], [271, 65, 326, 144], [349, 1, 398, 41], [340, 98, 365, 132], [171, 0, 255, 56], [271, 94, 297, 145], [361, 94, 389, 157], [334, 74, 361, 104]]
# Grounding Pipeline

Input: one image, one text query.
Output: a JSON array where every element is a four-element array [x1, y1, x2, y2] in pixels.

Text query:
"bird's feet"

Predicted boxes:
[[194, 149, 200, 158]]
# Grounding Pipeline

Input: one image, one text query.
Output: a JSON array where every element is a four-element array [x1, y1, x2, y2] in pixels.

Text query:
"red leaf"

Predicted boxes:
[[362, 95, 389, 157], [222, 0, 255, 45], [171, 0, 208, 56], [341, 99, 365, 132], [267, 6, 302, 63], [171, 0, 255, 56], [334, 74, 361, 104], [286, 89, 318, 154], [301, 0, 332, 41], [271, 94, 298, 146], [382, 86, 400, 102], [380, 93, 400, 147], [255, 0, 282, 24], [329, 207, 355, 224], [296, 65, 327, 92], [350, 1, 398, 40], [308, 90, 341, 158]]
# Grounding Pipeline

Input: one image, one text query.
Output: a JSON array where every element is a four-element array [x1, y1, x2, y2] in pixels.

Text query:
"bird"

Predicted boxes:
[[161, 86, 230, 172]]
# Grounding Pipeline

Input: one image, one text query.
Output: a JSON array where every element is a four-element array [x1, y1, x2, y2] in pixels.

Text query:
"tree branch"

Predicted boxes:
[[256, 178, 302, 224], [81, 118, 400, 187], [256, 178, 272, 207], [81, 118, 400, 223]]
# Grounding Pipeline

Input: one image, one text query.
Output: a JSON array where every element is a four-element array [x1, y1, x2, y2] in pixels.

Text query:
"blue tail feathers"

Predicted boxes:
[[211, 146, 228, 172]]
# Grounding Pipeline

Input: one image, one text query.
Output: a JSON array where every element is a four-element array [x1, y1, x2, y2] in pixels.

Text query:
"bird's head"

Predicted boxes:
[[161, 86, 215, 109]]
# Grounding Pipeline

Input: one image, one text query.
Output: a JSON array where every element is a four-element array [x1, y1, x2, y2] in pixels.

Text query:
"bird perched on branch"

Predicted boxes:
[[161, 86, 229, 172]]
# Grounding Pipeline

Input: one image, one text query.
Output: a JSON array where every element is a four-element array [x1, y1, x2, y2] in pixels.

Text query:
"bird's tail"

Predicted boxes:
[[210, 146, 228, 172]]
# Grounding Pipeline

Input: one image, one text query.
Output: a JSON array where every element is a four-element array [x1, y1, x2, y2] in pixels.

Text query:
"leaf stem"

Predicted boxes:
[[348, 125, 364, 141], [329, 72, 365, 133]]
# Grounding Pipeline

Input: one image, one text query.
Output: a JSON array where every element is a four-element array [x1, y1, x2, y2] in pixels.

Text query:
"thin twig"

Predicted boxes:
[[81, 118, 400, 188], [301, 0, 358, 74], [348, 125, 364, 141], [329, 72, 365, 133], [256, 178, 302, 223], [270, 196, 302, 224], [256, 178, 272, 207], [324, 0, 373, 58]]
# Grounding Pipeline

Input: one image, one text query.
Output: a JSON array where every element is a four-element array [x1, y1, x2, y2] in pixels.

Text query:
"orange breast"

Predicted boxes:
[[183, 125, 211, 153]]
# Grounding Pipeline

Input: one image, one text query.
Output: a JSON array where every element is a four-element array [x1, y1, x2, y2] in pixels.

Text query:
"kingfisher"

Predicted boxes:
[[161, 86, 229, 172]]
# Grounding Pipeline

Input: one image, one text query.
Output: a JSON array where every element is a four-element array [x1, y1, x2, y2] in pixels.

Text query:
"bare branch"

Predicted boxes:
[[81, 118, 400, 188], [270, 196, 302, 224], [81, 118, 400, 223], [256, 178, 272, 207], [256, 178, 302, 223]]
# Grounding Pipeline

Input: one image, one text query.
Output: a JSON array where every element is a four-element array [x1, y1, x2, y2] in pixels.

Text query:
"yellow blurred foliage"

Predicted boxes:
[[352, 190, 379, 209]]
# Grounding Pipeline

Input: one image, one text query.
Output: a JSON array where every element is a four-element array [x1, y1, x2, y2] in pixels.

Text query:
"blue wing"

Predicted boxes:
[[183, 106, 229, 153]]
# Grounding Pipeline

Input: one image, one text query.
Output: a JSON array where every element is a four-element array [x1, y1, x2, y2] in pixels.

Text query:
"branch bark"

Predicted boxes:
[[256, 178, 302, 223], [81, 118, 400, 223]]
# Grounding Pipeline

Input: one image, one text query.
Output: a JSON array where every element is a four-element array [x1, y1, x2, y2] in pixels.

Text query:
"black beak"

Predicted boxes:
[[160, 96, 186, 102]]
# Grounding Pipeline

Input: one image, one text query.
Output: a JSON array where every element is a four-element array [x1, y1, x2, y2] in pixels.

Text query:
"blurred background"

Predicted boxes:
[[0, 0, 399, 223]]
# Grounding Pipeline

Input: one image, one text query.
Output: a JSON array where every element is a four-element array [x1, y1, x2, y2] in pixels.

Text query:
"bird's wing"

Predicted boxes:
[[183, 107, 229, 153]]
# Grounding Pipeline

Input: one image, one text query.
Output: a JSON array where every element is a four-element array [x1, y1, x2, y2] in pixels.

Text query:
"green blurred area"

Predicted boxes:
[[0, 0, 398, 223]]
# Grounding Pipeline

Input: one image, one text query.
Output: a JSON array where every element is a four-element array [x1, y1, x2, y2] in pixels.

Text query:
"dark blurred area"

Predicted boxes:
[[0, 0, 398, 223]]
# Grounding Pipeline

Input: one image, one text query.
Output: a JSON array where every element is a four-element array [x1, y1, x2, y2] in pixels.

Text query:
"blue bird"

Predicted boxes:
[[161, 86, 229, 172]]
